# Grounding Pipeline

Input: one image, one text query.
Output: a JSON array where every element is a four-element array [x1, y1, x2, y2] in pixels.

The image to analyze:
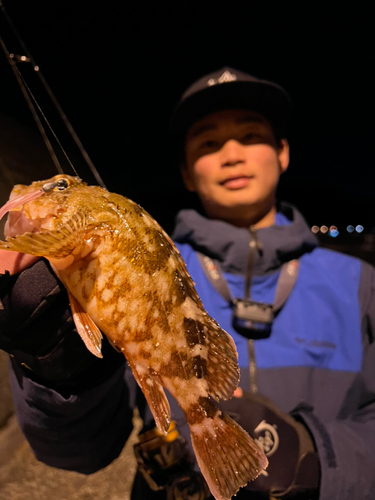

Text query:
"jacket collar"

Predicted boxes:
[[172, 203, 318, 275]]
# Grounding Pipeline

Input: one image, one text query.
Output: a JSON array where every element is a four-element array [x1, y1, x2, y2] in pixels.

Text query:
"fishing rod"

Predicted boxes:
[[0, 1, 107, 189]]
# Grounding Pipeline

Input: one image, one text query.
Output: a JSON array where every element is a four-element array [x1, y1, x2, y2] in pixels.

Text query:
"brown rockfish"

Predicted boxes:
[[0, 174, 267, 499]]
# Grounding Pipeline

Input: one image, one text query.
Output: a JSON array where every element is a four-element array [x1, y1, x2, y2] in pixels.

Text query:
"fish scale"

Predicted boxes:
[[0, 174, 268, 500]]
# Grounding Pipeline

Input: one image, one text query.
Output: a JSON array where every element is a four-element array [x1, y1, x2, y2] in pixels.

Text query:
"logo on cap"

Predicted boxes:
[[207, 70, 237, 86]]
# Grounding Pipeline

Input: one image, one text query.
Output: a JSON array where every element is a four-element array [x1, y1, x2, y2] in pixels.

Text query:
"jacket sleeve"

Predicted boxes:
[[9, 360, 134, 474], [0, 260, 135, 474], [294, 261, 375, 500]]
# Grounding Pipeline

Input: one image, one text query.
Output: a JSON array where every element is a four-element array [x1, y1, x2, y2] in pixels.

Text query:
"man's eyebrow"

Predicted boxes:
[[189, 123, 217, 138]]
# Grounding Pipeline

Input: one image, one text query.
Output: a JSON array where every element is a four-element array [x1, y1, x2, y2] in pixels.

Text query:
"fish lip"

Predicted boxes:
[[0, 189, 45, 225]]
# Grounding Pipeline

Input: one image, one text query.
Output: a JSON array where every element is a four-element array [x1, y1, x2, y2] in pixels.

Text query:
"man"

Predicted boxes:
[[1, 67, 375, 500]]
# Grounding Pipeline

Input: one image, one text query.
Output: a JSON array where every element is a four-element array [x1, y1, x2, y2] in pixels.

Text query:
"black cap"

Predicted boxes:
[[170, 67, 291, 162]]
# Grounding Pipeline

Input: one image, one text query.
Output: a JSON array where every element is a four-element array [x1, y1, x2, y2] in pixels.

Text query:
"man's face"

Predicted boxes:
[[182, 109, 289, 227]]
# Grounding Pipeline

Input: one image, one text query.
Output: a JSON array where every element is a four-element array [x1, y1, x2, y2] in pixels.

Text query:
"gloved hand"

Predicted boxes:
[[218, 390, 320, 499], [0, 253, 125, 394]]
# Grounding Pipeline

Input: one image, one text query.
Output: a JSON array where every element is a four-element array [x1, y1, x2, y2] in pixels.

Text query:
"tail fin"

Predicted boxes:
[[189, 412, 268, 500]]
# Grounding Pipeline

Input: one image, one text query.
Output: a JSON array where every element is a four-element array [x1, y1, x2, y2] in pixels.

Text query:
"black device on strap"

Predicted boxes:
[[197, 231, 299, 340]]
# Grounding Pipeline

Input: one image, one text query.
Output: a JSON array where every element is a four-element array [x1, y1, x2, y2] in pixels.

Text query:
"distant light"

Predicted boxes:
[[355, 225, 364, 233], [330, 229, 339, 238], [320, 225, 328, 234], [311, 225, 319, 234], [329, 225, 339, 237], [347, 225, 354, 233]]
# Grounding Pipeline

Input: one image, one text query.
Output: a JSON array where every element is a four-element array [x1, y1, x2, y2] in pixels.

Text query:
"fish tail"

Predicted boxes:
[[187, 403, 267, 500]]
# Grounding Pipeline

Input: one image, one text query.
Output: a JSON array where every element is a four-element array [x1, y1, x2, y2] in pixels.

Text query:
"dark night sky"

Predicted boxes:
[[1, 1, 374, 234]]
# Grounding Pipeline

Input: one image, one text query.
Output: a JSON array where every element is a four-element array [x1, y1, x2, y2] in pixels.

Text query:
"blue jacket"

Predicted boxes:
[[7, 203, 375, 499], [171, 204, 375, 500]]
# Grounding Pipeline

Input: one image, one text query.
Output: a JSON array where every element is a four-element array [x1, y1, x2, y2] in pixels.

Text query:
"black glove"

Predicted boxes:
[[0, 258, 125, 395], [218, 391, 320, 499]]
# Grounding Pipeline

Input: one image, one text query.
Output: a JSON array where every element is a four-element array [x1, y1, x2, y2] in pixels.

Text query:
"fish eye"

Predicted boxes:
[[42, 177, 70, 193], [55, 179, 69, 191]]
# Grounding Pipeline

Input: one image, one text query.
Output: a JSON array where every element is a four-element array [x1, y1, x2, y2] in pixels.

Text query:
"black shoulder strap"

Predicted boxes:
[[273, 260, 299, 312], [197, 253, 233, 303], [196, 252, 299, 313]]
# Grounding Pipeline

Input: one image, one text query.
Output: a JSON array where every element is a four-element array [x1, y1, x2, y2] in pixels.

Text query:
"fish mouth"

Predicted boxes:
[[0, 190, 44, 222], [0, 190, 46, 238]]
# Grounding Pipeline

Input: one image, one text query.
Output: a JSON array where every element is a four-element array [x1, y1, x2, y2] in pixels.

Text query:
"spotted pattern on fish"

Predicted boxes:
[[183, 317, 207, 347], [138, 349, 152, 360], [192, 355, 207, 379]]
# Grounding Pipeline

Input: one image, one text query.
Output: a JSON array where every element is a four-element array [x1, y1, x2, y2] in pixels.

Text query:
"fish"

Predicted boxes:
[[0, 174, 268, 500]]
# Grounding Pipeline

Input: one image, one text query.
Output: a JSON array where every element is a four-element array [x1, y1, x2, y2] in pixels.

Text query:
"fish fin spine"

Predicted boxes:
[[68, 291, 103, 358], [131, 364, 171, 434]]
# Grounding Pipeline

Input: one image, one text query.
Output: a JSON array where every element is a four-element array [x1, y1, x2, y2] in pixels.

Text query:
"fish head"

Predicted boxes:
[[2, 174, 108, 238]]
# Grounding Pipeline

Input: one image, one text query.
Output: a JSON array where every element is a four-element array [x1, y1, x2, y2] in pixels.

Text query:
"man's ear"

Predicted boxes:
[[180, 164, 196, 192], [278, 139, 290, 174]]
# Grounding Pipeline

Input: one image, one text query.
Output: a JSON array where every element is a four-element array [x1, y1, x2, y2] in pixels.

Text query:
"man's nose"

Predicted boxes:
[[220, 139, 245, 166]]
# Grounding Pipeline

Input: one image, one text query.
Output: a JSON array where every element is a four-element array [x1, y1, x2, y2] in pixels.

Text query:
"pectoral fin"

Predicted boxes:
[[68, 291, 103, 358], [0, 210, 118, 258], [0, 231, 68, 257], [0, 218, 83, 258]]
